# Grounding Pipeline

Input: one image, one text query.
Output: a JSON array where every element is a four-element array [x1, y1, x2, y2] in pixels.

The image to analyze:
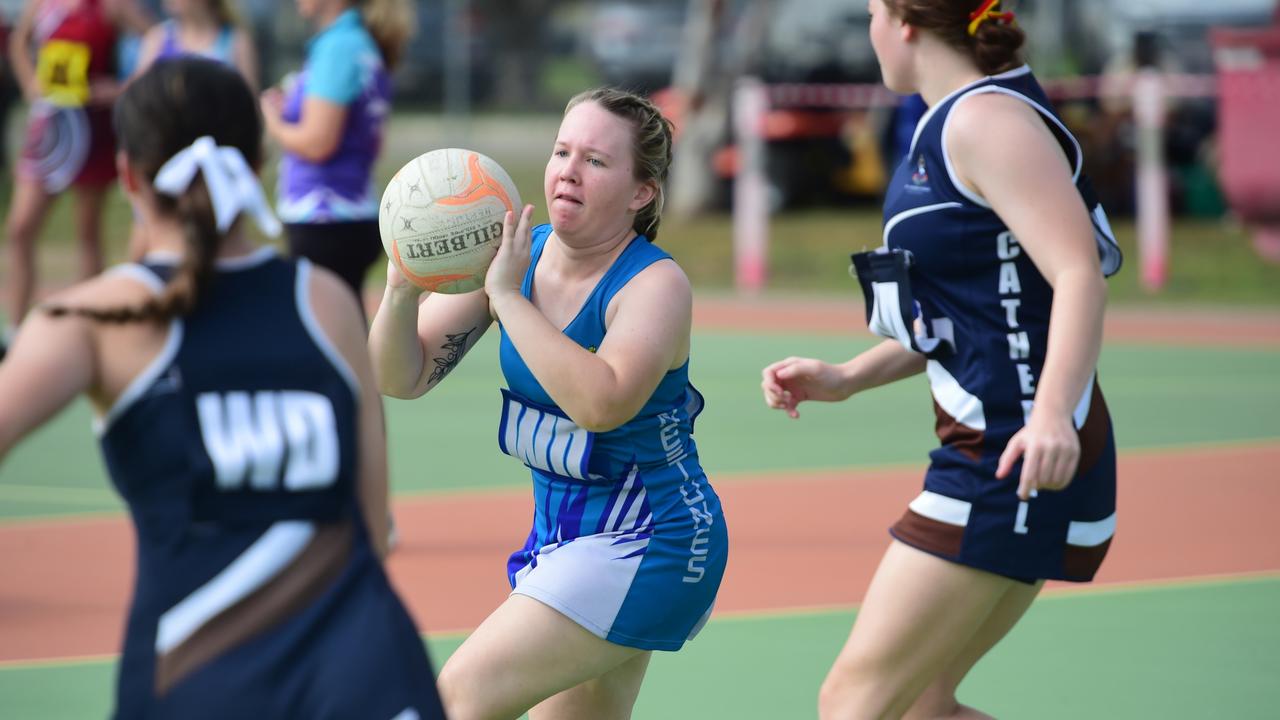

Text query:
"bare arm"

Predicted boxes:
[[367, 263, 494, 399], [261, 93, 347, 163], [231, 29, 259, 93], [0, 310, 97, 466], [9, 1, 39, 100], [129, 24, 164, 79], [308, 267, 392, 558], [81, 0, 153, 106], [109, 0, 155, 35], [486, 208, 691, 432], [762, 339, 925, 418], [949, 92, 1108, 499], [841, 339, 929, 393]]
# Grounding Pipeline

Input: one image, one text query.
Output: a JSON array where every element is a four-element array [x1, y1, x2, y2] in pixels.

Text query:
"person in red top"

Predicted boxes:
[[2, 0, 151, 356]]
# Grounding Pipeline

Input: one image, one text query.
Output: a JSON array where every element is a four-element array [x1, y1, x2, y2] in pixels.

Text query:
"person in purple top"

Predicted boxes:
[[125, 0, 256, 262], [131, 0, 256, 87], [260, 0, 412, 316]]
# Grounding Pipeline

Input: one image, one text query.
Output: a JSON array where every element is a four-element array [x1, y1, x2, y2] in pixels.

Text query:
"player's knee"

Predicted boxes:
[[819, 669, 876, 720], [902, 685, 962, 720], [819, 657, 909, 720], [436, 662, 505, 720], [6, 215, 38, 247], [434, 664, 469, 719]]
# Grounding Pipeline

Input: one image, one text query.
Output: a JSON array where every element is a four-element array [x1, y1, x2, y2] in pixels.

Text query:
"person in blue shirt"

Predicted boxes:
[[369, 87, 728, 720], [761, 1, 1121, 718], [0, 57, 445, 719], [261, 0, 412, 314]]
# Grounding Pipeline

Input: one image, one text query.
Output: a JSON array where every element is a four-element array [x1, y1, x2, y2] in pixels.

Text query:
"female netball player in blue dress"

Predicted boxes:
[[761, 1, 1123, 717], [369, 87, 728, 720], [0, 58, 444, 719]]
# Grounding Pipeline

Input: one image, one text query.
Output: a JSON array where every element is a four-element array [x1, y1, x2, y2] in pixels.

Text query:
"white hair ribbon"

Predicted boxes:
[[153, 136, 282, 237]]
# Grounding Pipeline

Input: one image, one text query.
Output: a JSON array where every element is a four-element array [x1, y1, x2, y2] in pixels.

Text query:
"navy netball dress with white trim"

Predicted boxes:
[[852, 66, 1120, 583], [99, 249, 443, 719]]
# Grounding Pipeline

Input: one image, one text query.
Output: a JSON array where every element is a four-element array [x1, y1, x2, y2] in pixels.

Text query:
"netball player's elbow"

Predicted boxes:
[[1053, 265, 1108, 303], [573, 398, 633, 433], [0, 423, 19, 464], [296, 130, 342, 163], [374, 372, 418, 400], [575, 409, 624, 433], [1074, 270, 1109, 310], [379, 385, 413, 400]]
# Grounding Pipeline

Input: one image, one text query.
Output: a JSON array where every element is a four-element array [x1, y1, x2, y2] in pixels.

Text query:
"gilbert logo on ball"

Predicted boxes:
[[380, 148, 521, 293]]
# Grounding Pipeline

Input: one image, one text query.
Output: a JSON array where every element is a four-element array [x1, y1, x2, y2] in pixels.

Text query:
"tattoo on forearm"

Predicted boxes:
[[427, 328, 477, 386]]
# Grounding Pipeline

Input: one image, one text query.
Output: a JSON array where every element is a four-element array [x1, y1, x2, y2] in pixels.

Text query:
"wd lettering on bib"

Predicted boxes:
[[196, 391, 339, 492]]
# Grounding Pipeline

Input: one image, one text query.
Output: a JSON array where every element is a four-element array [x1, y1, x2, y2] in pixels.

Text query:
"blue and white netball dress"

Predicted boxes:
[[97, 249, 443, 719], [497, 225, 728, 651], [851, 66, 1123, 583]]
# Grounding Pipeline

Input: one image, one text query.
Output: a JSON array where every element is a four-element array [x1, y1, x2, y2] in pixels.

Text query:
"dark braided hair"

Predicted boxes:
[[43, 58, 262, 324]]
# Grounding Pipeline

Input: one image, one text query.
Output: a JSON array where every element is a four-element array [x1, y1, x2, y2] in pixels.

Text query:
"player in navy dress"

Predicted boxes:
[[369, 87, 727, 720], [761, 2, 1121, 717], [0, 58, 444, 719]]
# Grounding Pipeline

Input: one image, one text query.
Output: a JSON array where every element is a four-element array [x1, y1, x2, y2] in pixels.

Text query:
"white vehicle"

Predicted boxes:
[[1067, 0, 1277, 73]]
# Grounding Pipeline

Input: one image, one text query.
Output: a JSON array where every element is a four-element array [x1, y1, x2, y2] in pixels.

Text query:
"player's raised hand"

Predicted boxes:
[[761, 357, 851, 419], [485, 204, 535, 304]]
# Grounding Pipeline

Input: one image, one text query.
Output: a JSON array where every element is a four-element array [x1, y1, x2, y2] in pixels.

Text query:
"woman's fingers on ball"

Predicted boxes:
[[379, 149, 521, 295]]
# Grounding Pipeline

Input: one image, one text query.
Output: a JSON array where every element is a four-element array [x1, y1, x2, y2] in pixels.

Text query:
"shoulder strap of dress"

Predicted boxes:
[[111, 262, 168, 295], [592, 237, 671, 310]]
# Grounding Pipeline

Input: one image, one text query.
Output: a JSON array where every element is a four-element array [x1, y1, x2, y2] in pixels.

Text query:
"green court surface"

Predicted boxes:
[[2, 576, 1277, 719], [2, 327, 1278, 717], [2, 331, 1279, 520]]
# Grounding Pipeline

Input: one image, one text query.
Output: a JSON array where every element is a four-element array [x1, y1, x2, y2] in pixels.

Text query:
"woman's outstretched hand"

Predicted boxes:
[[761, 357, 852, 419]]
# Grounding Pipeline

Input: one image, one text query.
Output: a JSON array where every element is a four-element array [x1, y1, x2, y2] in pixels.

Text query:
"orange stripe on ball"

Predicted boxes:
[[435, 152, 517, 213]]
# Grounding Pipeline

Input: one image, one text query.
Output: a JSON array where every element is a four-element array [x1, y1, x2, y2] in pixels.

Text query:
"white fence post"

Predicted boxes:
[[733, 76, 769, 294], [1133, 68, 1170, 292]]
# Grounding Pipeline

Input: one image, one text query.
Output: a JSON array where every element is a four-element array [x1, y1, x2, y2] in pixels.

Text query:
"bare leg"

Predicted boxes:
[[73, 185, 107, 279], [818, 541, 1026, 720], [437, 594, 648, 720], [903, 579, 1043, 720], [529, 651, 651, 720], [4, 178, 57, 327]]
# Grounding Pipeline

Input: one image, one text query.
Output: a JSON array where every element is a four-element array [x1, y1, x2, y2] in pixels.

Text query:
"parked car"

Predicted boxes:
[[755, 0, 877, 84], [583, 0, 688, 93], [588, 0, 882, 209], [583, 0, 878, 91], [1066, 0, 1277, 74]]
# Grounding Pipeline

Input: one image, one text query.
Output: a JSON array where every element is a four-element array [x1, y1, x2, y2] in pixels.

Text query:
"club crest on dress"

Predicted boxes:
[[910, 154, 930, 187]]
